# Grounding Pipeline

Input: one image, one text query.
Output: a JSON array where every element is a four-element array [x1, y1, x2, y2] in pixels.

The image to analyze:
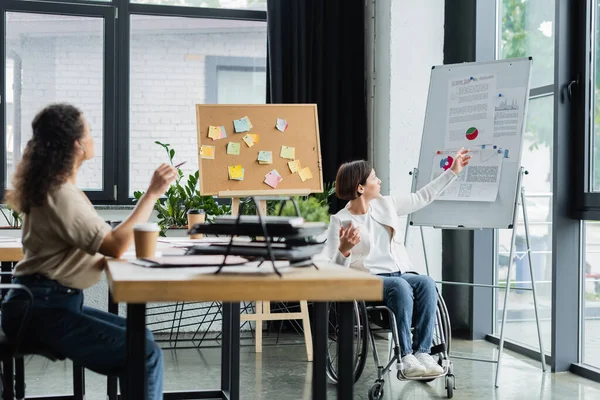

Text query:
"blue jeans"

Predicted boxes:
[[1, 274, 163, 399], [379, 272, 438, 357]]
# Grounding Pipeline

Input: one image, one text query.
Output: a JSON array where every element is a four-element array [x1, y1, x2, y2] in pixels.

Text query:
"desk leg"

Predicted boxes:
[[312, 302, 328, 400], [127, 303, 147, 400], [337, 302, 355, 400], [108, 292, 119, 400], [221, 302, 241, 400]]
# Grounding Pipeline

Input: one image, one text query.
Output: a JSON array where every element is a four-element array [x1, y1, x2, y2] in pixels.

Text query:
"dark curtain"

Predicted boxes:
[[266, 0, 368, 213]]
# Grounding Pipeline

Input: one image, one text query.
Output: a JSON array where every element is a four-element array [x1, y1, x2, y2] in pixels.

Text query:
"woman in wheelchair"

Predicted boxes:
[[319, 149, 470, 378]]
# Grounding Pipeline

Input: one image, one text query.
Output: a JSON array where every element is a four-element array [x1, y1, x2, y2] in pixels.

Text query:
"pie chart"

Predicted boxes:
[[465, 127, 478, 140], [440, 156, 454, 171]]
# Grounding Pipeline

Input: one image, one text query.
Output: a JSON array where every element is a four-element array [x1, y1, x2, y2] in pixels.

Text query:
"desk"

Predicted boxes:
[[106, 260, 382, 400]]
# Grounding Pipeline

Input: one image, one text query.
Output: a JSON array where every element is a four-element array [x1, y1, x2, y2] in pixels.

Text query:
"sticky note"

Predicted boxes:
[[266, 169, 282, 179], [257, 151, 273, 164], [242, 134, 259, 147], [288, 160, 302, 173], [280, 145, 295, 160], [208, 125, 226, 140], [226, 142, 241, 155], [299, 167, 312, 182], [228, 165, 244, 180], [200, 145, 215, 159], [233, 116, 252, 133], [264, 174, 281, 188], [276, 118, 288, 132]]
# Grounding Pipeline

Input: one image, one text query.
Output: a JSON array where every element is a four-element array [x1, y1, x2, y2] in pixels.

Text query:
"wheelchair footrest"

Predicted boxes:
[[430, 343, 446, 355]]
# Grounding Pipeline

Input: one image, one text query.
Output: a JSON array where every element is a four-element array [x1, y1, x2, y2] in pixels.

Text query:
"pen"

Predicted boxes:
[[174, 161, 187, 169]]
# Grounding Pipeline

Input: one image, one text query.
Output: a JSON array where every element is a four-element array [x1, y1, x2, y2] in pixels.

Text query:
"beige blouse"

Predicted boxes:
[[13, 183, 111, 289]]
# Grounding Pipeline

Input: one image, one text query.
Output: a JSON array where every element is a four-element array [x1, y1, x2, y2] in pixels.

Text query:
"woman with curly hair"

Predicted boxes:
[[1, 103, 176, 399]]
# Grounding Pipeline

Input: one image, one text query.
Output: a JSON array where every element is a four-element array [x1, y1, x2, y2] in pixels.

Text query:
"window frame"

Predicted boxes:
[[577, 0, 600, 220], [0, 0, 267, 205], [116, 0, 267, 204], [1, 0, 117, 202]]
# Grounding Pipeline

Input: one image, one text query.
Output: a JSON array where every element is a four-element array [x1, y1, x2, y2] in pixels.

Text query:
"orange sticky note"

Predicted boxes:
[[242, 134, 259, 147], [200, 145, 215, 159], [299, 167, 312, 182]]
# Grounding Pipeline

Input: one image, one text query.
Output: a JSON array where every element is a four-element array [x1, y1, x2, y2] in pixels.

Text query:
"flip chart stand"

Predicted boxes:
[[405, 167, 546, 387]]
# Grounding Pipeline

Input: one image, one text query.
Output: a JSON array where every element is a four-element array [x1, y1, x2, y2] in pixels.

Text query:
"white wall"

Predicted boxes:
[[371, 0, 445, 279]]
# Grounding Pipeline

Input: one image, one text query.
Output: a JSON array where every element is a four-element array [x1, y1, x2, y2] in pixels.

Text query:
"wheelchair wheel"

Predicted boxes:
[[325, 301, 369, 384], [437, 293, 452, 354], [368, 380, 384, 400], [446, 374, 455, 398]]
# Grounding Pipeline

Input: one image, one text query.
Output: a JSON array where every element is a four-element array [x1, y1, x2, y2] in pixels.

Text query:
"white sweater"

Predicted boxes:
[[317, 169, 457, 275]]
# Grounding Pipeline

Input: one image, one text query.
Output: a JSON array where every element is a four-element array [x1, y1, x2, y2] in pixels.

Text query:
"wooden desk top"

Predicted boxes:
[[0, 240, 23, 262], [106, 260, 383, 303]]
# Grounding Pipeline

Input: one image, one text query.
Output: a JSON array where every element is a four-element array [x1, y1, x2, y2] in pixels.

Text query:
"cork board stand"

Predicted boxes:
[[195, 105, 321, 360], [195, 104, 323, 198]]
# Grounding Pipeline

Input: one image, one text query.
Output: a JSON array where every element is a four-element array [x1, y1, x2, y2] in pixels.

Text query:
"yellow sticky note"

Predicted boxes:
[[208, 126, 221, 140], [228, 165, 244, 180], [227, 142, 241, 155], [200, 145, 215, 159], [288, 160, 302, 173], [299, 167, 313, 182], [280, 145, 295, 160]]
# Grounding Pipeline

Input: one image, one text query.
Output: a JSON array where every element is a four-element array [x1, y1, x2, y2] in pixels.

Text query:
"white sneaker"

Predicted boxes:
[[400, 354, 426, 377], [415, 352, 444, 376]]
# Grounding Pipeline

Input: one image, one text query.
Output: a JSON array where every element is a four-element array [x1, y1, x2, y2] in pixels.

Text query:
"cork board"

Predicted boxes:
[[195, 104, 323, 196]]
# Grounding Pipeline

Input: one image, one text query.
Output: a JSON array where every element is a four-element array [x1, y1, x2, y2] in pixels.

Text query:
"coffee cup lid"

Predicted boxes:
[[187, 209, 205, 214], [133, 223, 160, 232]]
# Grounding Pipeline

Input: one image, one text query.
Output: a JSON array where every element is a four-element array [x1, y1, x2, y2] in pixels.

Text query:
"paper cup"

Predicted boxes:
[[187, 209, 206, 239], [133, 223, 160, 258]]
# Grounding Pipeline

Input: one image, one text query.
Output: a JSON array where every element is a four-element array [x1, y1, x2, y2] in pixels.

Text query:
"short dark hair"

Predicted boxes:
[[335, 160, 372, 201]]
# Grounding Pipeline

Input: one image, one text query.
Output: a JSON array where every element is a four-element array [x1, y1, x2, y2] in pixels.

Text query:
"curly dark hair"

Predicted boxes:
[[6, 103, 85, 214]]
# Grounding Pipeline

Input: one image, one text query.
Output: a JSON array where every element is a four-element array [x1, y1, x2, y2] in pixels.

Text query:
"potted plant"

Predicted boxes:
[[133, 141, 231, 237], [0, 206, 23, 238], [271, 182, 336, 223]]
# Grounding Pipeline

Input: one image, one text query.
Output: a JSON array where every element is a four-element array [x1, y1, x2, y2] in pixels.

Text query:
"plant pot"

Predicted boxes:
[[0, 227, 22, 239], [164, 227, 189, 238]]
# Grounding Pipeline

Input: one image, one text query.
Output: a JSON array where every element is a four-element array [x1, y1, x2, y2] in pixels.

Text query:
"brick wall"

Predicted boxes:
[[7, 24, 266, 193]]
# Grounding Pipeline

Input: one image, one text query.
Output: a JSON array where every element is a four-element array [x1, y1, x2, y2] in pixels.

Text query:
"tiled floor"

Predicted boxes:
[[14, 336, 600, 399]]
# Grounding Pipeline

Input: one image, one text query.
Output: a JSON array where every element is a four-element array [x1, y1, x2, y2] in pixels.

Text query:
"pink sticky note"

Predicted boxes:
[[264, 173, 282, 189]]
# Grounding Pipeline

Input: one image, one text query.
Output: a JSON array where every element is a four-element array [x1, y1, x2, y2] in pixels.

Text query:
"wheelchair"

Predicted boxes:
[[325, 288, 455, 399]]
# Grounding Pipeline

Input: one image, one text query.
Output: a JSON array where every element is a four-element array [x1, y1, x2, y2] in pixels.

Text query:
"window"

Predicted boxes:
[[583, 0, 600, 370], [592, 2, 600, 192], [128, 15, 267, 195], [130, 0, 267, 10], [495, 94, 554, 350], [495, 0, 555, 354], [4, 12, 106, 191], [205, 56, 266, 103], [498, 0, 554, 88], [5, 58, 15, 176]]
